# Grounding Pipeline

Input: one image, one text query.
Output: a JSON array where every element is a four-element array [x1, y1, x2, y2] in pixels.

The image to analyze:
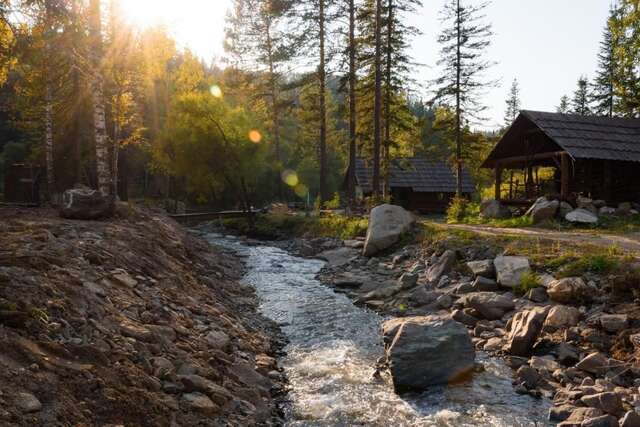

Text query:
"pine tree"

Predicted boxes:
[[610, 0, 640, 117], [571, 76, 592, 116], [432, 0, 495, 197], [504, 78, 521, 127], [592, 9, 618, 117], [557, 95, 570, 114]]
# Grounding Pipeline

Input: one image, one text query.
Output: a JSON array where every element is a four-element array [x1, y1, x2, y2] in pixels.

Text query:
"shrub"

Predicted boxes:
[[324, 192, 341, 210], [447, 196, 472, 223], [516, 271, 542, 295]]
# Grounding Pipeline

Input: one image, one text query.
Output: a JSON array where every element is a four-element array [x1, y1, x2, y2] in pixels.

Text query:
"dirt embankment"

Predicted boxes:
[[0, 206, 285, 426]]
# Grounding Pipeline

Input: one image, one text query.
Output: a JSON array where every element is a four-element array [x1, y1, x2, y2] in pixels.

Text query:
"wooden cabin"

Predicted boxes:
[[482, 111, 640, 206], [346, 157, 475, 213]]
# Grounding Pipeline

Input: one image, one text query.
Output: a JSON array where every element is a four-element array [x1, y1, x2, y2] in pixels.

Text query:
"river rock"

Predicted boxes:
[[525, 286, 548, 302], [620, 411, 640, 427], [452, 309, 479, 327], [580, 392, 623, 415], [15, 392, 42, 413], [507, 306, 549, 356], [383, 315, 475, 392], [317, 247, 359, 267], [472, 276, 499, 292], [516, 365, 541, 389], [581, 415, 618, 427], [576, 352, 610, 376], [549, 404, 578, 422], [409, 287, 441, 306], [205, 330, 231, 349], [558, 408, 604, 426], [426, 250, 457, 283], [557, 343, 580, 366], [59, 187, 116, 220], [181, 392, 218, 415], [466, 260, 495, 278], [599, 207, 616, 217], [547, 277, 592, 303], [545, 305, 581, 329], [599, 314, 628, 333], [398, 272, 418, 289], [494, 256, 531, 288], [559, 201, 574, 217], [460, 292, 515, 320], [480, 199, 511, 219], [363, 204, 414, 256], [566, 208, 599, 224], [526, 197, 559, 224]]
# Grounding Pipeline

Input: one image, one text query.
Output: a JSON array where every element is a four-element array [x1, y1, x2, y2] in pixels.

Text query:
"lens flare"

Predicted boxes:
[[281, 170, 299, 187], [249, 130, 262, 143], [210, 85, 223, 98], [294, 183, 309, 198]]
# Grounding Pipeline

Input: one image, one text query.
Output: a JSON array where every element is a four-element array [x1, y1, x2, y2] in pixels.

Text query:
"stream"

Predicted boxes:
[[206, 233, 551, 427]]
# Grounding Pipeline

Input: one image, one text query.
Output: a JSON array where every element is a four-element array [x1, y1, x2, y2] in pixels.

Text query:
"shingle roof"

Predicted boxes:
[[521, 111, 640, 162], [355, 157, 475, 194]]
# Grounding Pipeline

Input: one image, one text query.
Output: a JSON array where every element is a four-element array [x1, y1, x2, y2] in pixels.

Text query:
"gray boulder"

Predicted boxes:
[[544, 305, 580, 329], [317, 247, 359, 267], [526, 197, 559, 224], [466, 260, 495, 278], [472, 276, 499, 292], [363, 204, 414, 256], [383, 315, 475, 392], [566, 208, 599, 224], [60, 188, 115, 220], [494, 256, 531, 288], [507, 306, 549, 356], [547, 277, 592, 304], [426, 250, 457, 283], [559, 201, 574, 218], [460, 292, 515, 320], [480, 199, 511, 219]]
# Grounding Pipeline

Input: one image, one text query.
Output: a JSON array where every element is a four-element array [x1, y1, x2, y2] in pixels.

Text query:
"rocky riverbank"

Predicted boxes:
[[281, 228, 640, 427], [0, 205, 286, 426]]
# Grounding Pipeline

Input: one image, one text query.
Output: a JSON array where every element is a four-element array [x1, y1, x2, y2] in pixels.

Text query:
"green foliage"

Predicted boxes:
[[558, 252, 620, 278], [324, 192, 341, 210], [515, 271, 542, 295], [446, 197, 475, 223]]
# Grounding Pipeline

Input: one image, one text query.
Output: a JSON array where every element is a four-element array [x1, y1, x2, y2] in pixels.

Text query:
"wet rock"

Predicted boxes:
[[548, 277, 592, 303], [317, 247, 359, 267], [398, 273, 419, 289], [516, 365, 540, 389], [599, 314, 628, 333], [466, 260, 495, 278], [472, 276, 499, 292], [577, 353, 610, 376], [426, 250, 457, 283], [525, 286, 548, 302], [15, 392, 42, 413], [480, 199, 511, 219], [507, 306, 549, 356], [580, 415, 618, 427], [580, 392, 623, 415], [494, 256, 531, 288], [59, 187, 115, 220], [550, 404, 578, 422], [363, 204, 415, 256], [566, 208, 599, 224], [621, 411, 640, 427], [545, 305, 581, 329], [383, 315, 475, 392], [526, 197, 559, 224], [460, 292, 515, 320], [530, 356, 561, 373], [181, 392, 218, 415], [483, 337, 503, 351]]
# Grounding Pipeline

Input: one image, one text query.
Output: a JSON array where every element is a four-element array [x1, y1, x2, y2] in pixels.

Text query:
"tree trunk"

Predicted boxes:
[[319, 0, 328, 203], [112, 107, 120, 199], [347, 0, 357, 208], [383, 0, 393, 199], [455, 0, 463, 197], [265, 19, 283, 201], [89, 0, 111, 196], [373, 0, 383, 200], [44, 1, 54, 199]]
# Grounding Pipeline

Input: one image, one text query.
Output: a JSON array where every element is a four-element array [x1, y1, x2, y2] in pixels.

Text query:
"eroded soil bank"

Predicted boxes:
[[0, 206, 286, 426]]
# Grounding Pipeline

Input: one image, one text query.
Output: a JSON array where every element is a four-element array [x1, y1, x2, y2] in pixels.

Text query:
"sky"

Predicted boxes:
[[121, 0, 611, 130]]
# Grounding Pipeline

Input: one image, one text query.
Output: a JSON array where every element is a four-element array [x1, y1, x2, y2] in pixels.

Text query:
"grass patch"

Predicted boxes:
[[445, 198, 534, 229], [221, 213, 368, 240], [515, 271, 542, 295], [557, 252, 620, 278]]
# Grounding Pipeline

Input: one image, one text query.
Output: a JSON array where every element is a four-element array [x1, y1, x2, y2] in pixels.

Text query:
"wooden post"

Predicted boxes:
[[495, 165, 502, 201], [561, 152, 570, 201]]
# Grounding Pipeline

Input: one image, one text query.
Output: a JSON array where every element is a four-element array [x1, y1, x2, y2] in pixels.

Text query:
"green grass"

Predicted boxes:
[[221, 213, 368, 240], [557, 252, 620, 278], [515, 271, 542, 295]]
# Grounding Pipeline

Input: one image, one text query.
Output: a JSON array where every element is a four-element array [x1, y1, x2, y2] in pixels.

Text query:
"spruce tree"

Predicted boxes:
[[432, 0, 495, 197], [557, 95, 570, 114], [592, 9, 618, 117], [571, 76, 592, 116], [504, 78, 521, 127]]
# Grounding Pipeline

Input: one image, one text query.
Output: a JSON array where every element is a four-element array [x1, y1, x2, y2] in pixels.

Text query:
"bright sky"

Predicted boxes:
[[122, 0, 610, 130]]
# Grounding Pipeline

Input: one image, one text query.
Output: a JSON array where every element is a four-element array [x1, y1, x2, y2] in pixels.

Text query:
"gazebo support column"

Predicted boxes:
[[560, 152, 570, 201], [495, 165, 502, 201]]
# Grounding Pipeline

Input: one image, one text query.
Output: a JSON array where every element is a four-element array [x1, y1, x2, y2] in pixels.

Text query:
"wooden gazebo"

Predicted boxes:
[[482, 111, 640, 205]]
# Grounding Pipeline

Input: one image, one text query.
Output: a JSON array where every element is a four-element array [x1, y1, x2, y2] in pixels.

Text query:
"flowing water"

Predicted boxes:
[[206, 233, 551, 427]]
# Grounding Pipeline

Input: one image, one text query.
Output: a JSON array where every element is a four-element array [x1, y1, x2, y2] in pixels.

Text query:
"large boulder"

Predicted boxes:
[[60, 188, 115, 220], [466, 260, 495, 278], [565, 208, 599, 224], [494, 256, 531, 288], [547, 277, 592, 304], [526, 197, 559, 224], [383, 315, 475, 392], [363, 204, 414, 256], [460, 292, 515, 320], [507, 307, 549, 356], [480, 199, 511, 219], [544, 305, 581, 329], [426, 250, 457, 283]]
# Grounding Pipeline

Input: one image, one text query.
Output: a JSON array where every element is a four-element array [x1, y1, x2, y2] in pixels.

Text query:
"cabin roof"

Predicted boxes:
[[483, 110, 640, 167], [354, 157, 475, 194]]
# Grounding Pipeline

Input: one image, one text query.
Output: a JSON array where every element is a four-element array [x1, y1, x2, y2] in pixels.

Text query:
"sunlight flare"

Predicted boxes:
[[210, 85, 223, 98], [249, 130, 262, 144], [281, 170, 299, 187]]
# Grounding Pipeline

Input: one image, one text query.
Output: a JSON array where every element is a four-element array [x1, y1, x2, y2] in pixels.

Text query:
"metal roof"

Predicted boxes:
[[355, 157, 475, 194], [521, 111, 640, 162]]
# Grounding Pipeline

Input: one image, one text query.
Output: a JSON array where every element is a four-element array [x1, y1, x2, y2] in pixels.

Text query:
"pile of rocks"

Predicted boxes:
[[0, 206, 285, 426]]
